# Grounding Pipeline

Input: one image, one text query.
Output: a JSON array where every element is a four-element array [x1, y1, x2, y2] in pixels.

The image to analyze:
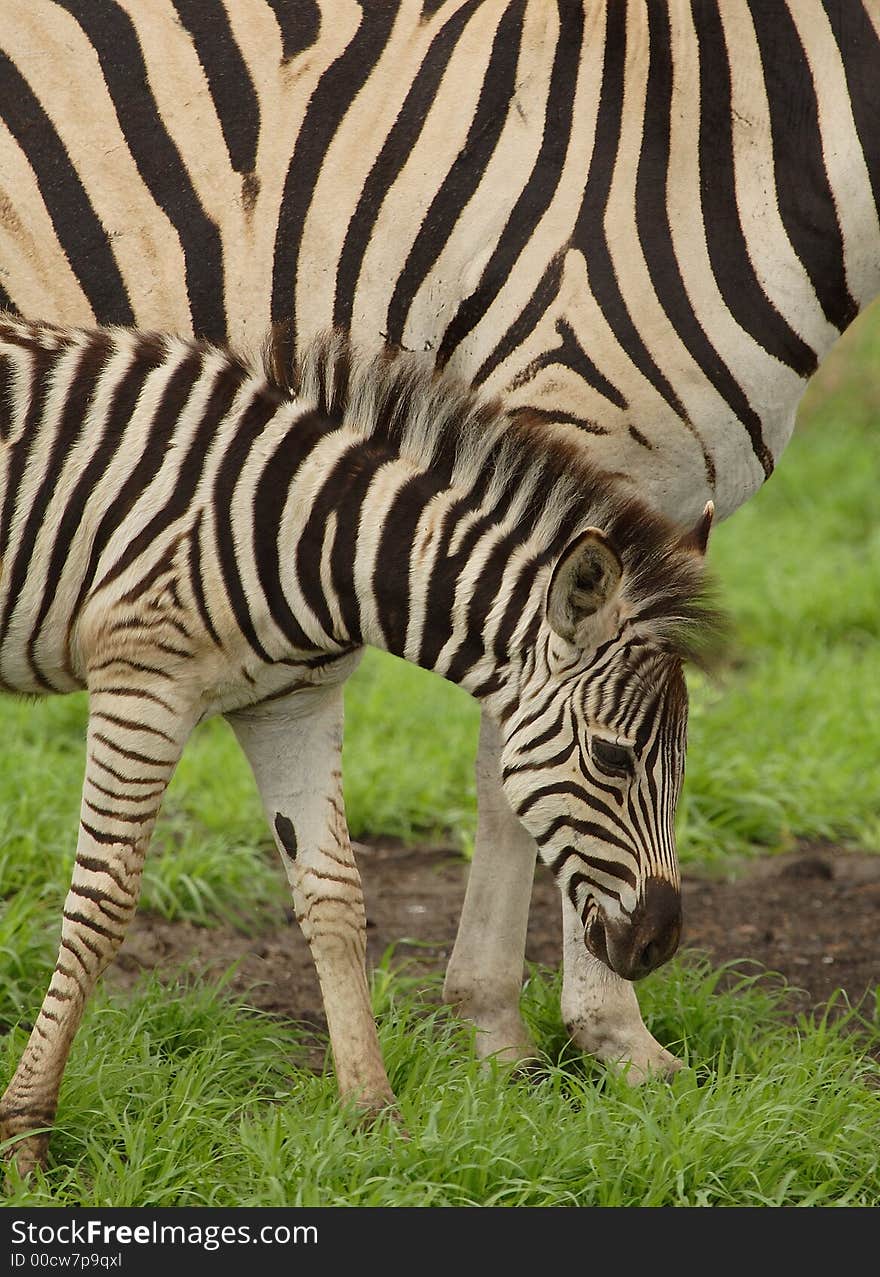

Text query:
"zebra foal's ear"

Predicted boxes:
[[679, 501, 715, 556], [546, 528, 623, 645]]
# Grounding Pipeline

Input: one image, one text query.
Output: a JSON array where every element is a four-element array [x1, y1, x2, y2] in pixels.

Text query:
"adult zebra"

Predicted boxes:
[[0, 0, 877, 1080]]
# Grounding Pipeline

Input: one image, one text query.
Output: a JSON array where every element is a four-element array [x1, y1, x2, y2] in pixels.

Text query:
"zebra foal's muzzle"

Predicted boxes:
[[585, 878, 682, 981]]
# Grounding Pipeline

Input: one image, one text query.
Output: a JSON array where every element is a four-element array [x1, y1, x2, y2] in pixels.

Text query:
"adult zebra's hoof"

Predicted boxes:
[[446, 997, 540, 1069]]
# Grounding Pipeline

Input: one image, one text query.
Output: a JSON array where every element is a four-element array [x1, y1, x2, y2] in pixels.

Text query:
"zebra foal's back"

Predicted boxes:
[[0, 314, 309, 703]]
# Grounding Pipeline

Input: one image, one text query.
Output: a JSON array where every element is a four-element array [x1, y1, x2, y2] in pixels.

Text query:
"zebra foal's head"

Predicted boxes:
[[496, 500, 724, 981]]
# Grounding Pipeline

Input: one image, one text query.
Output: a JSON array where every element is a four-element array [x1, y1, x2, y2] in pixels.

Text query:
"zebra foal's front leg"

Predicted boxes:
[[227, 684, 397, 1119], [559, 899, 682, 1082], [446, 708, 681, 1079], [0, 674, 200, 1177]]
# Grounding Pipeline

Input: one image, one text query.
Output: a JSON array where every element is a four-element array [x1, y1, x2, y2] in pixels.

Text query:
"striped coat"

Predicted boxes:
[[0, 0, 876, 1124]]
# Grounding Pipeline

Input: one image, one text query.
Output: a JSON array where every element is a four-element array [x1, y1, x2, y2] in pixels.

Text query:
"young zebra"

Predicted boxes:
[[0, 313, 723, 1174]]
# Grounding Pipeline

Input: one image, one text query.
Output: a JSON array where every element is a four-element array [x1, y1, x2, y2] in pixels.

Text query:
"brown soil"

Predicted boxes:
[[104, 841, 880, 1052]]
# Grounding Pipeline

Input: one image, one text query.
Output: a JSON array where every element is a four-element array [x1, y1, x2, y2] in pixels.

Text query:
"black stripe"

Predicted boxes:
[[187, 510, 223, 647], [62, 908, 121, 943], [1, 337, 112, 672], [68, 882, 130, 916], [503, 740, 576, 776], [212, 388, 287, 662], [534, 811, 635, 860], [294, 440, 379, 645], [88, 754, 166, 789], [516, 779, 618, 829], [436, 1, 584, 365], [45, 985, 75, 1003], [444, 523, 533, 685], [89, 711, 176, 744], [506, 406, 608, 434], [750, 3, 857, 333], [635, 726, 665, 829], [75, 855, 131, 892], [59, 934, 97, 969], [571, 3, 695, 432], [265, 0, 321, 65], [26, 350, 161, 680], [87, 353, 242, 599], [637, 3, 772, 480], [90, 735, 173, 770], [0, 344, 53, 561], [62, 0, 227, 339], [512, 318, 629, 411], [271, 6, 397, 337], [386, 0, 527, 346], [0, 51, 134, 325], [523, 769, 633, 842], [549, 845, 637, 892], [334, 0, 480, 332], [87, 776, 165, 804], [472, 254, 563, 390], [694, 4, 829, 370], [172, 0, 260, 176], [417, 460, 526, 672], [251, 410, 329, 651], [331, 445, 398, 645], [824, 3, 880, 225], [504, 699, 567, 761], [505, 680, 569, 738], [66, 351, 204, 621], [491, 553, 543, 662], [371, 466, 452, 654]]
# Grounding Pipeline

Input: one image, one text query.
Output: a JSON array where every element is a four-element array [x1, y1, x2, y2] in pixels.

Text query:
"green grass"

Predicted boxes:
[[3, 959, 878, 1207], [1, 305, 879, 1205]]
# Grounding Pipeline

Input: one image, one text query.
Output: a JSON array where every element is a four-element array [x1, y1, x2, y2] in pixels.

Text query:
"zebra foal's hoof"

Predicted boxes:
[[1, 1126, 50, 1186], [347, 1089, 409, 1139]]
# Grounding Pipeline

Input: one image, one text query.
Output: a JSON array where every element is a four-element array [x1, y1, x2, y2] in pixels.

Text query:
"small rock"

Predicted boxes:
[[780, 857, 834, 881]]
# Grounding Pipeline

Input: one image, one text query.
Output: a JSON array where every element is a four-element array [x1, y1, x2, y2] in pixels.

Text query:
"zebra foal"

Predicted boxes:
[[0, 313, 723, 1174]]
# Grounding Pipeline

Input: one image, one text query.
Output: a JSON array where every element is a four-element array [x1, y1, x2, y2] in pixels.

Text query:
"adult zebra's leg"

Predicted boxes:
[[0, 677, 199, 1177], [226, 683, 397, 1118], [443, 711, 539, 1063]]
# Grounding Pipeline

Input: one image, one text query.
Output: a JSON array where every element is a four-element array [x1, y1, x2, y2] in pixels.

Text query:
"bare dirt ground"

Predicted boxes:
[[105, 841, 880, 1051]]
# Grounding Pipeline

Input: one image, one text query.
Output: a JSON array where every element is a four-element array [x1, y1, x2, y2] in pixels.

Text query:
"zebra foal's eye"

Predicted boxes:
[[591, 738, 635, 777]]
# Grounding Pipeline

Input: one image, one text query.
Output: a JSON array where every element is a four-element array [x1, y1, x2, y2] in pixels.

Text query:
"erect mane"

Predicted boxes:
[[263, 325, 729, 670]]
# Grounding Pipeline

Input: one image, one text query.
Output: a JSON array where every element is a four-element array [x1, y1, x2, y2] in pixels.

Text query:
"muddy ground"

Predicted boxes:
[[105, 841, 880, 1056]]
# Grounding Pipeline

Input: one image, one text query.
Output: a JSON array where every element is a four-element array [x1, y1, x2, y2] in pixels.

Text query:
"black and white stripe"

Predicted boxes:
[[0, 312, 723, 1171], [1, 0, 877, 1160], [1, 2, 877, 525]]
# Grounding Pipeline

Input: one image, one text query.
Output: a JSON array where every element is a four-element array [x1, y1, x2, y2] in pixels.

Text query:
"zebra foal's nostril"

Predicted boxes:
[[638, 938, 661, 973]]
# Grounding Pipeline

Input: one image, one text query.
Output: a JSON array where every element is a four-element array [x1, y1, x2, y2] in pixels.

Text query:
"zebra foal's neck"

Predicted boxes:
[[0, 314, 711, 700]]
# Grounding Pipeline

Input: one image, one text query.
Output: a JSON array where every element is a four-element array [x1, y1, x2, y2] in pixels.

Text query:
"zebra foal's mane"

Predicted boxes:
[[0, 311, 726, 671], [265, 325, 729, 672]]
